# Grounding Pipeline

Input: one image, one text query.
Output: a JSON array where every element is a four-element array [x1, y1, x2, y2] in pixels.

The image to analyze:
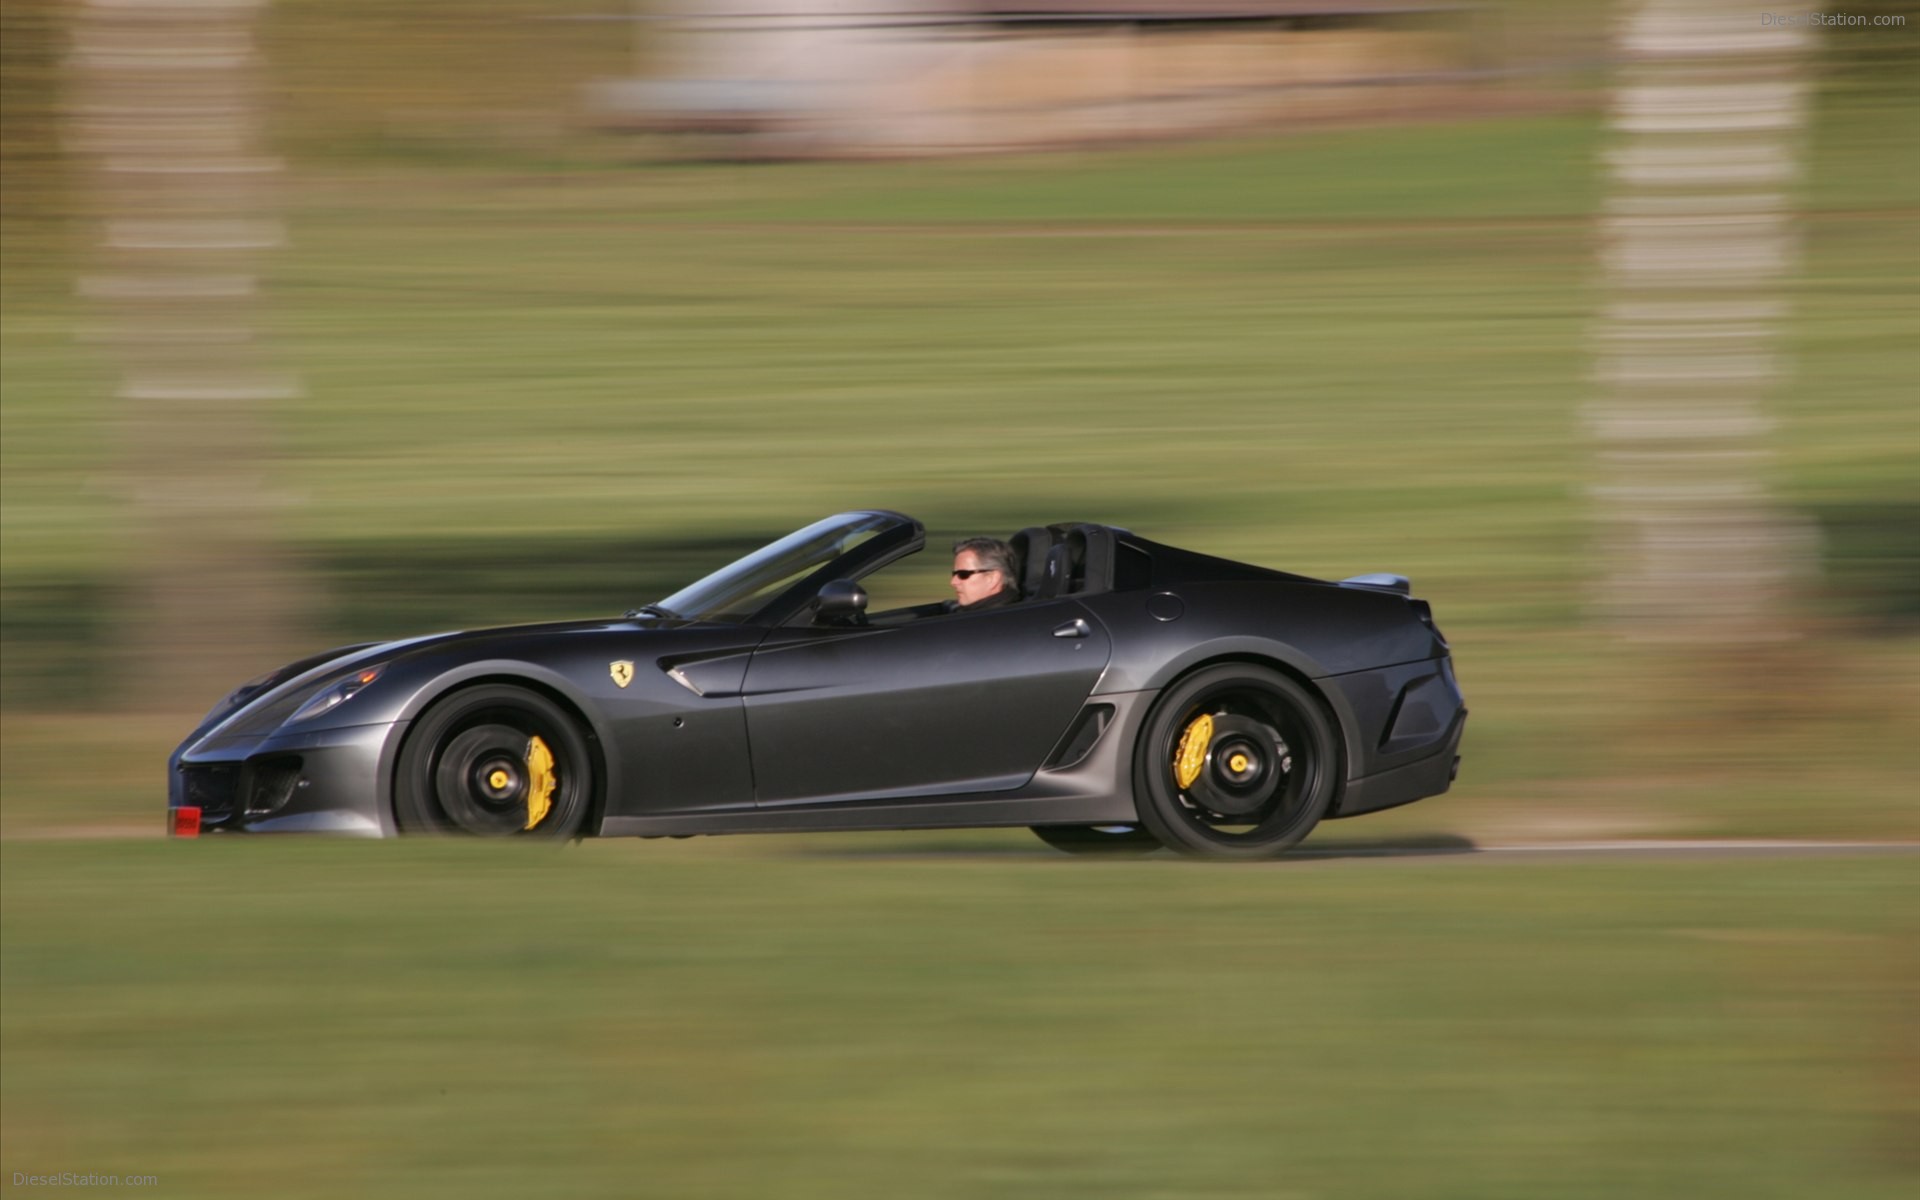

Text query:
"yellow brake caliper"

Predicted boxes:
[[1173, 713, 1213, 791], [524, 736, 556, 830]]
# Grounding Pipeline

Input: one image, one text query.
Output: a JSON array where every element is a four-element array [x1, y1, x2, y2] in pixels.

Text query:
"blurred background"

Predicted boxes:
[[2, 2, 1916, 1196]]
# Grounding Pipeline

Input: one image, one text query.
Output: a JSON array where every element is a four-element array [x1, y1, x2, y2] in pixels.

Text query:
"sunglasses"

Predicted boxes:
[[951, 568, 1000, 580]]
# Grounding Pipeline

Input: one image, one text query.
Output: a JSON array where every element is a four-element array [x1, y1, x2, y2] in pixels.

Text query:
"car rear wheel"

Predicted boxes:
[[395, 684, 593, 839], [1029, 824, 1162, 856], [1133, 664, 1338, 860]]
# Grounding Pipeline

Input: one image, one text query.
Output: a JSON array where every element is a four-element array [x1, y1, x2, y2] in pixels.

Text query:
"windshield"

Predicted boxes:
[[654, 512, 907, 623]]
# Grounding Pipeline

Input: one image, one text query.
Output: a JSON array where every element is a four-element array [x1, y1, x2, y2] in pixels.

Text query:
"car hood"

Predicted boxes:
[[191, 615, 699, 743]]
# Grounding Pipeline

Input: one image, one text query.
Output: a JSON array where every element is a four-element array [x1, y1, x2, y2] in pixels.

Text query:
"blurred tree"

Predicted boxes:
[[68, 0, 309, 706], [1591, 0, 1818, 643], [1817, 0, 1920, 91], [0, 0, 68, 230]]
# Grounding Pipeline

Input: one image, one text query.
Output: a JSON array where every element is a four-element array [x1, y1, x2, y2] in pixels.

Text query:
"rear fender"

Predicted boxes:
[[1105, 638, 1368, 782]]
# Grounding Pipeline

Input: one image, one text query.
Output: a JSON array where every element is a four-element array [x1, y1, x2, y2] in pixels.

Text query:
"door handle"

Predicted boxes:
[[1052, 618, 1091, 639]]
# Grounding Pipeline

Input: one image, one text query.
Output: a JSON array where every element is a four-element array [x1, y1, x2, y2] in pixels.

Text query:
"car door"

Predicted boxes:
[[740, 598, 1111, 806], [583, 626, 761, 816]]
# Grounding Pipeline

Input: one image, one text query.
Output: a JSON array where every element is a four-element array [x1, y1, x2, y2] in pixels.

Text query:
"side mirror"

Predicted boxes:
[[812, 579, 868, 624]]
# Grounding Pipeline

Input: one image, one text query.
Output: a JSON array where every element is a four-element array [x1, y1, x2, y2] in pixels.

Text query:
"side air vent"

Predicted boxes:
[[1378, 673, 1459, 756], [1043, 704, 1115, 771]]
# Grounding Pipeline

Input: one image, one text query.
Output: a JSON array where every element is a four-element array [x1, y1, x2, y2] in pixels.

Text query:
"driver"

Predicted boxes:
[[949, 537, 1020, 611]]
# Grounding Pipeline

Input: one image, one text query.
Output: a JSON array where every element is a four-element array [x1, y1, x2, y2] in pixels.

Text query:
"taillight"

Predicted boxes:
[[171, 806, 202, 838]]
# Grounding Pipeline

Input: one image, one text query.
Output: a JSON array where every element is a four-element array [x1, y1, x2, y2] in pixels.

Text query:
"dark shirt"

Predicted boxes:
[[953, 584, 1020, 612]]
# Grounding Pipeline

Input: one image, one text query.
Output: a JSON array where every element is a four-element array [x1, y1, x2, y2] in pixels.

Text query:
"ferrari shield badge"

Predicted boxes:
[[610, 660, 634, 689]]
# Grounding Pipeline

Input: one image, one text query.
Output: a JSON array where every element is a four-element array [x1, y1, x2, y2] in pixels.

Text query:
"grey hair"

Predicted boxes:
[[952, 536, 1017, 583]]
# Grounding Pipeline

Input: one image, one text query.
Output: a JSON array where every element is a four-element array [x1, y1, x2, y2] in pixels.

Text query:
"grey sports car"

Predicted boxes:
[[169, 511, 1465, 859]]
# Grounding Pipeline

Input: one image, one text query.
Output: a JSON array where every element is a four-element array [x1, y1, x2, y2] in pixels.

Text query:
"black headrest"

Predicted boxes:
[[1008, 526, 1053, 599], [1064, 525, 1115, 596], [1037, 542, 1072, 600], [1037, 523, 1116, 596]]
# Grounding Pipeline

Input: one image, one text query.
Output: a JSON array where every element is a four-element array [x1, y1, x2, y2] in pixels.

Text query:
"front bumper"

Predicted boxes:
[[168, 721, 399, 836]]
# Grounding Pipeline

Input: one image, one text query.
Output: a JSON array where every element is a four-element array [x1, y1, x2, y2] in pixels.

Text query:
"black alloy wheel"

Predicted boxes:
[[395, 684, 593, 839], [1029, 824, 1163, 856], [1133, 664, 1338, 860]]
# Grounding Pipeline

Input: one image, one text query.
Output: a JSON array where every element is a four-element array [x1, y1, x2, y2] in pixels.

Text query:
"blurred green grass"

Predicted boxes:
[[2, 840, 1915, 1199]]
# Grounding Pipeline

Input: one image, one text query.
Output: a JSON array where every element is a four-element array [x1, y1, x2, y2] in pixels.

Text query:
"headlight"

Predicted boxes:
[[287, 666, 384, 724]]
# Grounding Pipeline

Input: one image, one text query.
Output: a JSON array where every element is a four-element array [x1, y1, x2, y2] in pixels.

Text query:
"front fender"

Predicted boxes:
[[384, 660, 621, 836]]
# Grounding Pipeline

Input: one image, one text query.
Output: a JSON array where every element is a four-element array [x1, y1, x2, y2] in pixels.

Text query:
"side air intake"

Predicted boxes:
[[1042, 704, 1115, 771]]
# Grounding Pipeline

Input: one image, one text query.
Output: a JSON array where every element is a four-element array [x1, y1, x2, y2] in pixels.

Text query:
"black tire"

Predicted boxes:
[[1132, 664, 1339, 861], [395, 684, 594, 839], [1029, 824, 1163, 856]]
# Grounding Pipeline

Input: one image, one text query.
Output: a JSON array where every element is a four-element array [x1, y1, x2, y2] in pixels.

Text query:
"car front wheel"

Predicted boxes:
[[395, 684, 593, 839], [1132, 664, 1338, 860]]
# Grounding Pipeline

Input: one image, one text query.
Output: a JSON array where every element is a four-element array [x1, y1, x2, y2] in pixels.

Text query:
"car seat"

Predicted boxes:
[[1008, 526, 1055, 600], [1039, 523, 1116, 597], [1037, 541, 1072, 600]]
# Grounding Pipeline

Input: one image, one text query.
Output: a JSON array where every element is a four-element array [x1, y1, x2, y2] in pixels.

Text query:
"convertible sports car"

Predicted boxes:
[[168, 511, 1465, 859]]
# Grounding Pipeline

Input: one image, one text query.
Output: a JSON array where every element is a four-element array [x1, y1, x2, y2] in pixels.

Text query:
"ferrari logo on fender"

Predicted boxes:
[[610, 660, 634, 689]]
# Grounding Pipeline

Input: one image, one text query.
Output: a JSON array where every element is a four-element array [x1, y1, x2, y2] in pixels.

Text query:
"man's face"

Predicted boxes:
[[951, 549, 1004, 607]]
